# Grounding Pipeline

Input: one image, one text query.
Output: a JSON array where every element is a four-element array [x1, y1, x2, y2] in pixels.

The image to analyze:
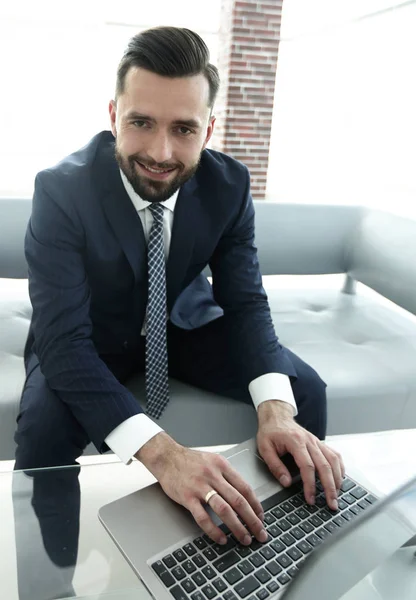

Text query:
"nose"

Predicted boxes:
[[146, 131, 173, 165]]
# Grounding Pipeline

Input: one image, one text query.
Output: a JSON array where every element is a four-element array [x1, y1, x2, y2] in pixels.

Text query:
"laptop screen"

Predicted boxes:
[[281, 474, 416, 600]]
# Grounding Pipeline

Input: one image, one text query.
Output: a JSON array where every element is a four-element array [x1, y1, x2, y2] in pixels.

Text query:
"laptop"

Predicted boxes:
[[98, 438, 416, 600]]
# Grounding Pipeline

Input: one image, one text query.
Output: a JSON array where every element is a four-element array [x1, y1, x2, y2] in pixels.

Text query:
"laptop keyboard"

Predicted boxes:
[[151, 477, 377, 600]]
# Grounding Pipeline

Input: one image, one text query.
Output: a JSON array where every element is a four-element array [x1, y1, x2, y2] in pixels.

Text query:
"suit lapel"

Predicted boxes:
[[97, 139, 147, 283], [167, 176, 200, 311]]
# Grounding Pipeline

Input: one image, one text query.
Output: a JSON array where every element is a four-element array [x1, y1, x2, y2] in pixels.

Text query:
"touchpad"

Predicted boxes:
[[227, 448, 273, 490]]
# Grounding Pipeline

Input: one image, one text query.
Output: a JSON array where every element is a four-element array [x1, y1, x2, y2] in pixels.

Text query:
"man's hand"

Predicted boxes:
[[136, 432, 268, 546], [257, 400, 345, 511]]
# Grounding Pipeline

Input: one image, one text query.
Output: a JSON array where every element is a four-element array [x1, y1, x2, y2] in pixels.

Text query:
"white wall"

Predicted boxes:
[[267, 0, 416, 219], [0, 0, 221, 197]]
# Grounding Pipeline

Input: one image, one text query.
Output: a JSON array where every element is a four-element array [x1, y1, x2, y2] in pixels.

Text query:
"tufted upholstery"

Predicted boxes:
[[1, 199, 416, 460]]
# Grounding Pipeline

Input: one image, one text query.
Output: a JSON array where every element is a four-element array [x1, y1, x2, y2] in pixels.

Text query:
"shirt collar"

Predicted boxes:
[[119, 169, 179, 213]]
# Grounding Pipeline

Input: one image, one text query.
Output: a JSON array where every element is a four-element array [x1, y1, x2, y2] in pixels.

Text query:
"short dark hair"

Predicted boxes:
[[115, 26, 220, 108]]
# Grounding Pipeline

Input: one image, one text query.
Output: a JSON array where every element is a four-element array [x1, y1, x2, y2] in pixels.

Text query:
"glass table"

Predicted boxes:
[[1, 431, 415, 600]]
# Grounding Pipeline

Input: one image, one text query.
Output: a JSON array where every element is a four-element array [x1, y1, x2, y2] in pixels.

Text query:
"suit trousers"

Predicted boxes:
[[13, 316, 327, 599]]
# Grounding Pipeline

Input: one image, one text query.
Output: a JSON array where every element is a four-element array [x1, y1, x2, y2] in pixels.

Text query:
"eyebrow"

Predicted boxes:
[[125, 112, 201, 129]]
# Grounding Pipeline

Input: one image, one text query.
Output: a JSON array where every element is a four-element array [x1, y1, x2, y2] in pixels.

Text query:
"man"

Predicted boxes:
[[15, 26, 344, 549]]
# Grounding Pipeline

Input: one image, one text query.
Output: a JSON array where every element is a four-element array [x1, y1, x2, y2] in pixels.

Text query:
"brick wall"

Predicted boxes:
[[212, 0, 283, 200]]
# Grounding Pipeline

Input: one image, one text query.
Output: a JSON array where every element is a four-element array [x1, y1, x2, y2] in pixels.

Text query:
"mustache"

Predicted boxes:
[[129, 155, 181, 171]]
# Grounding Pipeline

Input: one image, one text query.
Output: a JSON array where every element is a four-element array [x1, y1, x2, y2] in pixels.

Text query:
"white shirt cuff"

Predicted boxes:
[[249, 373, 298, 416], [105, 414, 164, 465]]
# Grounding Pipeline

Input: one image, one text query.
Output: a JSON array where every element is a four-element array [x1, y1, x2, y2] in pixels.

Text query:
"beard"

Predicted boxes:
[[115, 145, 202, 203]]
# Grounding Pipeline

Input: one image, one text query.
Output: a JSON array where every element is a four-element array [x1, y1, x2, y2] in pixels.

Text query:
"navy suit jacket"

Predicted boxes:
[[24, 131, 296, 452]]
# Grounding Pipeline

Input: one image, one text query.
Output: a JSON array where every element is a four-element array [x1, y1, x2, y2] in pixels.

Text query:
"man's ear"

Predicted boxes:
[[109, 100, 117, 137], [203, 115, 216, 149]]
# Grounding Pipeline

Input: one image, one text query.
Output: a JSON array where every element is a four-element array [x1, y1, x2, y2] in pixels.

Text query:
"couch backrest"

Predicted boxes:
[[0, 198, 32, 278], [346, 209, 416, 315], [254, 202, 365, 275]]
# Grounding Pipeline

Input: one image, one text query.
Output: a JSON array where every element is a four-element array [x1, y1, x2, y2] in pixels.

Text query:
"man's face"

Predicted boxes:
[[109, 67, 215, 203]]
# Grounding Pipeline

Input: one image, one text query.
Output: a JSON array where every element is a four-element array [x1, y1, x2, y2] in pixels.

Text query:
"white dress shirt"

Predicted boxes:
[[105, 170, 297, 464]]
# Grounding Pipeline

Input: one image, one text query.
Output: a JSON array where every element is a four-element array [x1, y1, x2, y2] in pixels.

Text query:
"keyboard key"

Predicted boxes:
[[201, 584, 217, 599], [290, 527, 305, 540], [277, 573, 291, 585], [256, 589, 269, 600], [366, 494, 377, 505], [173, 567, 187, 581], [315, 495, 326, 508], [255, 568, 271, 584], [358, 500, 370, 510], [224, 567, 243, 585], [236, 546, 251, 558], [287, 547, 303, 561], [349, 505, 362, 516], [309, 515, 323, 528], [234, 575, 260, 598], [290, 495, 303, 508], [332, 516, 345, 527], [202, 566, 216, 580], [191, 592, 205, 600], [299, 521, 314, 534], [192, 573, 207, 587], [193, 555, 207, 568], [342, 511, 353, 522], [270, 540, 286, 554], [340, 479, 356, 493], [305, 504, 318, 514], [184, 561, 197, 574], [265, 560, 282, 576], [182, 579, 197, 593], [152, 561, 167, 576], [213, 551, 240, 573], [287, 566, 298, 578], [184, 544, 197, 557], [204, 549, 218, 562], [295, 508, 309, 520], [239, 560, 254, 575], [170, 584, 189, 600], [194, 537, 208, 550], [164, 555, 177, 569], [281, 533, 296, 547], [264, 513, 276, 525], [296, 540, 313, 555], [266, 524, 281, 538], [259, 546, 275, 561], [316, 528, 330, 541], [213, 578, 227, 593], [277, 518, 291, 532], [250, 540, 263, 552], [306, 534, 321, 548], [350, 486, 367, 500], [161, 571, 176, 587], [276, 554, 293, 569], [286, 513, 301, 526], [174, 550, 188, 562], [213, 538, 237, 555], [203, 535, 215, 546], [342, 494, 356, 505], [271, 507, 285, 520], [317, 509, 331, 522], [266, 581, 279, 593], [280, 502, 295, 514], [324, 522, 337, 534], [223, 591, 238, 600], [249, 552, 265, 568]]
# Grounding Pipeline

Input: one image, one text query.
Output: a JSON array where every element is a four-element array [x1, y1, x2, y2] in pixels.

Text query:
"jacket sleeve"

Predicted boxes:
[[25, 171, 143, 452], [209, 166, 297, 386]]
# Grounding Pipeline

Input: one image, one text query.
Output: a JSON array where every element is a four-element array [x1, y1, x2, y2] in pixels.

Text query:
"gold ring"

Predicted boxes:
[[205, 490, 218, 504]]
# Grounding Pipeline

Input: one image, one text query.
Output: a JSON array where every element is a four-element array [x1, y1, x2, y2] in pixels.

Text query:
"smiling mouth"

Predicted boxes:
[[135, 160, 177, 179]]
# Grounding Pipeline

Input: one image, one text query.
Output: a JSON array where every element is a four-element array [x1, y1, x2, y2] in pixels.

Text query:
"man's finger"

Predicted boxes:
[[189, 499, 228, 545], [319, 442, 343, 492], [217, 479, 267, 544], [222, 463, 264, 520], [290, 444, 316, 505], [260, 442, 292, 488], [308, 442, 338, 511]]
